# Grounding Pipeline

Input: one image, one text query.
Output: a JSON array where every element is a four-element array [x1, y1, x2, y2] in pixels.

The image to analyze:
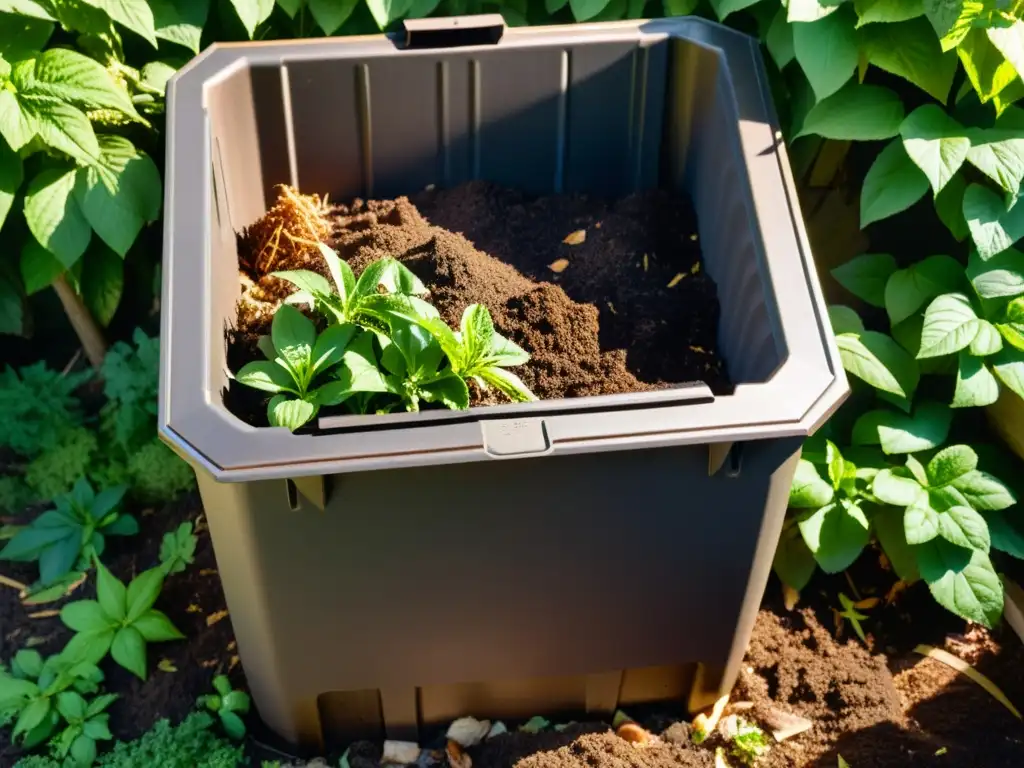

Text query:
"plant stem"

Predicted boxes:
[[52, 274, 108, 369]]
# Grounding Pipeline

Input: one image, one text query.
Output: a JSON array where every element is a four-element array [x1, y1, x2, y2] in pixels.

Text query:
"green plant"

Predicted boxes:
[[100, 329, 160, 449], [0, 365, 90, 458], [59, 559, 184, 680], [25, 428, 99, 502], [48, 688, 117, 767], [0, 479, 135, 586], [197, 676, 250, 740], [377, 317, 472, 411], [730, 719, 771, 766], [124, 439, 196, 503], [0, 649, 107, 752], [158, 522, 197, 575]]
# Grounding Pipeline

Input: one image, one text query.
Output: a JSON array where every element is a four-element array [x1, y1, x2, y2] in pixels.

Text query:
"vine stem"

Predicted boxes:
[[52, 274, 108, 369]]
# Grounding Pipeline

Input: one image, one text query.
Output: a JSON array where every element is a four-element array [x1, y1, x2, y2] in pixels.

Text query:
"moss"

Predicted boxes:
[[24, 427, 98, 502], [126, 439, 195, 503]]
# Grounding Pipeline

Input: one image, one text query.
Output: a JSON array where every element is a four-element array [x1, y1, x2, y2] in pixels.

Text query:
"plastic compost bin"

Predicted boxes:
[[160, 15, 848, 750]]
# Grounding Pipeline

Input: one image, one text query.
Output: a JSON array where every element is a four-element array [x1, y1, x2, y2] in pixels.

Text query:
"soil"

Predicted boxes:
[[230, 182, 729, 425]]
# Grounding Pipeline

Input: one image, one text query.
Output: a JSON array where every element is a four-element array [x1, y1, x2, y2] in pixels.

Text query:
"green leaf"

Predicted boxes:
[[222, 690, 250, 713], [872, 469, 924, 506], [78, 0, 156, 45], [918, 293, 981, 359], [0, 0, 54, 21], [766, 9, 795, 70], [140, 61, 179, 94], [987, 509, 1024, 558], [937, 505, 990, 552], [39, 533, 82, 585], [873, 508, 920, 582], [133, 609, 184, 642], [271, 303, 315, 373], [789, 458, 835, 508], [20, 238, 65, 295], [14, 697, 51, 740], [86, 694, 117, 718], [935, 173, 970, 242], [365, 0, 411, 27], [74, 136, 161, 256], [151, 0, 209, 53], [965, 129, 1024, 198], [308, 0, 358, 33], [61, 601, 114, 633], [829, 305, 865, 335], [24, 168, 91, 268], [228, 0, 274, 36], [991, 344, 1024, 398], [220, 709, 246, 740], [0, 136, 22, 230], [111, 626, 146, 679], [707, 0, 759, 20], [418, 372, 470, 410], [477, 366, 537, 403], [927, 0, 984, 51], [860, 140, 929, 227], [798, 82, 904, 141], [927, 444, 978, 486], [267, 395, 317, 430], [899, 106, 969, 195], [15, 49, 140, 119], [953, 351, 1000, 407], [83, 716, 112, 740], [798, 499, 871, 573], [852, 400, 951, 454], [273, 269, 333, 301], [19, 97, 100, 165], [0, 90, 35, 154], [959, 27, 1018, 104], [964, 183, 1024, 260], [831, 253, 896, 307], [236, 361, 296, 394], [986, 20, 1024, 84], [854, 0, 923, 26], [70, 734, 97, 765], [78, 242, 123, 327], [884, 255, 964, 326], [57, 690, 87, 721], [310, 323, 357, 374], [970, 319, 1004, 356], [788, 0, 839, 22], [916, 539, 1002, 627], [862, 17, 957, 103], [773, 527, 817, 591], [967, 247, 1024, 299], [125, 568, 164, 623], [905, 499, 940, 544], [835, 329, 919, 399], [951, 470, 1016, 511], [60, 629, 114, 666], [793, 7, 858, 102]]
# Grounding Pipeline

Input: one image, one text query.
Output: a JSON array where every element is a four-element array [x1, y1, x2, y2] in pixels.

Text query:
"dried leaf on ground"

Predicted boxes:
[[693, 694, 730, 743], [761, 705, 813, 742], [158, 659, 177, 673], [914, 644, 1022, 720], [549, 258, 570, 273], [206, 610, 229, 627], [563, 230, 586, 245], [28, 609, 59, 619], [0, 573, 27, 591], [667, 273, 685, 288]]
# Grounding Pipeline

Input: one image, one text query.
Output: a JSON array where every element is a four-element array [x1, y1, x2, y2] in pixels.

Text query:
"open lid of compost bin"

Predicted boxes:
[[159, 17, 848, 482]]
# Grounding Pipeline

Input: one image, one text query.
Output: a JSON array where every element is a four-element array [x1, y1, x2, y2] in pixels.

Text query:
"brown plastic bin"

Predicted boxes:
[[160, 15, 848, 750]]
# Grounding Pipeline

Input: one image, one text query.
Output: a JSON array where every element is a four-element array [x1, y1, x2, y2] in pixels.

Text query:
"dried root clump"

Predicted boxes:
[[238, 184, 331, 279]]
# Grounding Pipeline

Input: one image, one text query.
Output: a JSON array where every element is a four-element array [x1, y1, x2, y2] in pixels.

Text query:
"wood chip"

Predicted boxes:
[[607, 302, 616, 314], [642, 254, 648, 271], [914, 644, 1021, 720], [838, 757, 850, 768], [0, 573, 28, 592], [158, 659, 178, 673], [854, 597, 880, 610], [885, 580, 908, 604], [187, 604, 202, 613], [28, 610, 59, 619], [25, 636, 48, 648], [783, 583, 800, 611], [228, 640, 237, 651], [206, 610, 229, 627], [761, 705, 813, 742], [667, 273, 685, 288], [549, 258, 570, 273], [199, 569, 218, 576], [201, 659, 218, 669], [616, 722, 651, 744], [563, 230, 586, 245], [690, 261, 701, 273], [229, 655, 240, 670]]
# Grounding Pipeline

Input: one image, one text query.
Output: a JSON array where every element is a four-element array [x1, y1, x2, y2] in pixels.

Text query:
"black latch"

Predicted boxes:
[[399, 14, 505, 50]]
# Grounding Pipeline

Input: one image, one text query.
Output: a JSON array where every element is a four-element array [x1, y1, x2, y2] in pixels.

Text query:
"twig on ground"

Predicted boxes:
[[0, 573, 28, 592]]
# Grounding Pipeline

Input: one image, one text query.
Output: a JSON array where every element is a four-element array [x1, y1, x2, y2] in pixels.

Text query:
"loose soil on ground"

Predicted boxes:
[[229, 182, 728, 425]]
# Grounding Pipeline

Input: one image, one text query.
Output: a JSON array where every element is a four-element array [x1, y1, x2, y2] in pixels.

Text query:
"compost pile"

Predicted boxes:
[[231, 181, 728, 422]]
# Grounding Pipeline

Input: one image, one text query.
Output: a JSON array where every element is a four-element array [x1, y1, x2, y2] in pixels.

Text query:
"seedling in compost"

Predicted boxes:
[[50, 687, 118, 766], [0, 479, 136, 586], [198, 675, 251, 740], [159, 522, 197, 575]]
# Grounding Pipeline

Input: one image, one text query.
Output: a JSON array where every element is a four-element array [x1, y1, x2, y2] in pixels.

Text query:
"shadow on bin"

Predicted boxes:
[[160, 15, 848, 750]]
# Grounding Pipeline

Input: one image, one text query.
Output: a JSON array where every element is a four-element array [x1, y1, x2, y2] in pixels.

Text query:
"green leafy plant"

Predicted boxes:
[[24, 427, 99, 503], [159, 522, 197, 575], [59, 559, 184, 680], [197, 676, 250, 740], [377, 317, 471, 411], [100, 329, 161, 449], [730, 719, 771, 766], [48, 687, 118, 767], [0, 365, 90, 457], [0, 479, 135, 586]]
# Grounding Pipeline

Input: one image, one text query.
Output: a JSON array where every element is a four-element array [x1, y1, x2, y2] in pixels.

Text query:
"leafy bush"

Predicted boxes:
[[197, 675, 250, 740], [24, 428, 99, 503], [0, 365, 90, 458], [100, 329, 161, 450]]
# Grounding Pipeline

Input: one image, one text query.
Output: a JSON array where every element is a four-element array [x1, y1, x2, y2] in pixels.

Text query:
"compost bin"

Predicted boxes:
[[160, 15, 848, 750]]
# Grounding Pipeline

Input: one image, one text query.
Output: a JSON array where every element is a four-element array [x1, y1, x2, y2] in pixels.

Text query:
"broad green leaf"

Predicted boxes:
[[14, 649, 44, 678], [19, 97, 100, 165], [874, 508, 920, 582], [970, 319, 1003, 356], [39, 533, 82, 585], [793, 7, 858, 102], [967, 247, 1024, 299], [0, 0, 54, 20], [959, 27, 1019, 104], [927, 444, 978, 486], [0, 135, 23, 230], [478, 366, 537, 403], [872, 469, 924, 506], [899, 106, 969, 195], [132, 609, 184, 642], [917, 293, 981, 359], [310, 323, 357, 373], [951, 470, 1016, 511], [79, 0, 156, 46], [141, 61, 179, 94], [991, 344, 1024, 397], [831, 253, 896, 307], [986, 510, 1024, 558], [309, 0, 358, 33], [964, 183, 1024, 260], [229, 0, 274, 37], [13, 697, 50, 739], [852, 400, 951, 454], [271, 303, 316, 372], [708, 0, 760, 20], [74, 136, 161, 256], [59, 629, 115, 666], [125, 568, 164, 622], [965, 129, 1024, 198], [934, 173, 969, 242], [954, 351, 1000, 407], [222, 690, 250, 713], [829, 305, 865, 334], [111, 626, 146, 679], [797, 83, 904, 141], [863, 17, 957, 103], [788, 0, 839, 22], [905, 500, 940, 544], [884, 254, 964, 326], [987, 21, 1024, 84], [20, 238, 64, 295], [798, 499, 871, 573], [927, 0, 984, 51], [937, 505, 990, 552], [273, 269, 333, 301], [997, 321, 1024, 351], [84, 717, 114, 740], [860, 140, 928, 227], [14, 49, 139, 120], [268, 395, 317, 430], [220, 709, 246, 739], [836, 329, 919, 399], [24, 168, 91, 268], [71, 735, 97, 765], [57, 690, 87, 721], [277, 0, 303, 16], [0, 91, 35, 152], [61, 601, 114, 633], [419, 373, 471, 410], [235, 361, 297, 394], [365, 0, 412, 27], [773, 527, 817, 591], [766, 9, 795, 69], [407, 0, 440, 18], [79, 243, 123, 327], [916, 539, 1002, 627], [663, 0, 698, 13], [854, 0, 923, 26], [826, 440, 847, 489], [151, 0, 209, 53]]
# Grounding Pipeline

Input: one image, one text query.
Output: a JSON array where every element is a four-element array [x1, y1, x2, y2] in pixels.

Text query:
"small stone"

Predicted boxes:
[[662, 722, 692, 745], [447, 717, 490, 748]]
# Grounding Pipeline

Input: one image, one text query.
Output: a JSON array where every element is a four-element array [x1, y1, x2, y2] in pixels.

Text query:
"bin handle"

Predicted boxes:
[[399, 14, 506, 50]]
